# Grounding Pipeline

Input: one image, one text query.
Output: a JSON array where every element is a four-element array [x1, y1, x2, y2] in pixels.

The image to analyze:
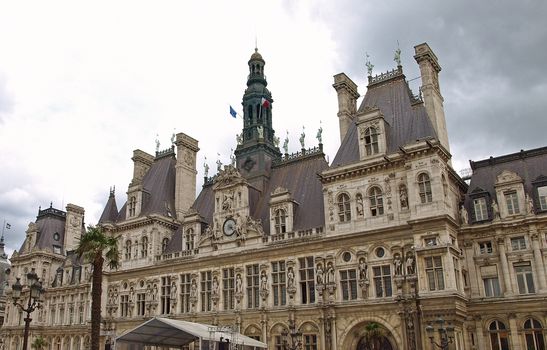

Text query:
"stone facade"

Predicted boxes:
[[1, 43, 546, 350]]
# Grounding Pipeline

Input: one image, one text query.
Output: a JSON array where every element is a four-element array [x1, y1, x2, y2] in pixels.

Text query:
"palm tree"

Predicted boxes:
[[31, 336, 48, 350], [76, 225, 120, 350], [361, 322, 386, 350]]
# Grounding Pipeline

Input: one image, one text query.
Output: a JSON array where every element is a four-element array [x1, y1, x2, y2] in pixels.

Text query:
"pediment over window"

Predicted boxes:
[[532, 174, 547, 184], [495, 170, 522, 185], [470, 186, 488, 195]]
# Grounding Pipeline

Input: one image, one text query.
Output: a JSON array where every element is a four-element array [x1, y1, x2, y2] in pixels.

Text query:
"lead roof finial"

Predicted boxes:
[[394, 41, 402, 66], [155, 134, 160, 153], [365, 52, 374, 77]]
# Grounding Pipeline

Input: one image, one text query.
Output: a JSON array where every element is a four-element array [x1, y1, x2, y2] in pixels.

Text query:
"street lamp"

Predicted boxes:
[[12, 269, 45, 350], [426, 317, 454, 350]]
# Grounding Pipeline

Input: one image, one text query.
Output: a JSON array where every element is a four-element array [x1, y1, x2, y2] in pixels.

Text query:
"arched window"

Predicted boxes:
[[524, 319, 545, 350], [73, 336, 81, 350], [369, 187, 384, 216], [337, 193, 351, 222], [141, 236, 148, 258], [248, 105, 253, 124], [489, 320, 509, 350], [364, 127, 379, 155], [418, 173, 433, 203], [274, 209, 287, 234], [162, 238, 170, 253], [128, 196, 137, 217], [185, 228, 194, 251], [124, 240, 131, 260]]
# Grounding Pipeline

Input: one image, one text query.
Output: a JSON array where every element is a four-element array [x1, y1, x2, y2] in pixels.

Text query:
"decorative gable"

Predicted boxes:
[[494, 170, 525, 219]]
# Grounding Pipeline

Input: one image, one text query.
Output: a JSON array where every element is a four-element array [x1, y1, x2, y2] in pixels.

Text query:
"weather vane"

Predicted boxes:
[[365, 52, 374, 77], [394, 41, 401, 66]]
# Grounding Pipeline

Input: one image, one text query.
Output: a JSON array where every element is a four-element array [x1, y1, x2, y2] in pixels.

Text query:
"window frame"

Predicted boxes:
[[514, 262, 535, 295], [337, 193, 351, 222], [363, 126, 379, 156], [473, 197, 489, 222], [425, 256, 445, 291], [418, 173, 433, 204], [372, 265, 392, 298], [504, 190, 520, 215], [369, 187, 384, 217], [274, 209, 287, 234]]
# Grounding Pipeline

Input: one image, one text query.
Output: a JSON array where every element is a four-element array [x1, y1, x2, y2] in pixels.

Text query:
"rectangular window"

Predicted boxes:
[[505, 191, 520, 215], [453, 258, 461, 292], [303, 334, 318, 350], [425, 256, 445, 291], [272, 261, 287, 306], [274, 336, 284, 350], [161, 276, 171, 314], [120, 295, 129, 317], [246, 264, 260, 309], [201, 271, 212, 312], [223, 268, 235, 310], [340, 269, 358, 300], [68, 306, 74, 325], [483, 277, 501, 297], [137, 293, 146, 316], [59, 307, 64, 325], [50, 307, 56, 324], [479, 241, 493, 254], [515, 263, 535, 294], [78, 305, 84, 324], [299, 256, 316, 304], [511, 236, 526, 251], [180, 273, 192, 314], [473, 197, 488, 221], [539, 186, 547, 210], [373, 265, 392, 297]]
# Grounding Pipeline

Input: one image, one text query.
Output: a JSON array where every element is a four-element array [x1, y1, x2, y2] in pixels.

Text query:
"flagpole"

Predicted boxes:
[[2, 219, 4, 237]]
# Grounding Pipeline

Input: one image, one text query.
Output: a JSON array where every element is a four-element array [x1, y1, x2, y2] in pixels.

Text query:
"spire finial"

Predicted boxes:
[[255, 36, 258, 52]]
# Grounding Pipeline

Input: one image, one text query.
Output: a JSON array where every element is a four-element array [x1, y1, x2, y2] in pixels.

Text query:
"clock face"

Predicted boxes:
[[223, 218, 236, 236]]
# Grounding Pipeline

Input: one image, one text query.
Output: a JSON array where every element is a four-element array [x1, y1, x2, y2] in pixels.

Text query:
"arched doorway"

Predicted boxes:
[[357, 336, 394, 350]]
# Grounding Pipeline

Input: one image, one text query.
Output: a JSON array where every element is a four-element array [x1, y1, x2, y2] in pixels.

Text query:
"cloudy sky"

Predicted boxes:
[[1, 0, 546, 254]]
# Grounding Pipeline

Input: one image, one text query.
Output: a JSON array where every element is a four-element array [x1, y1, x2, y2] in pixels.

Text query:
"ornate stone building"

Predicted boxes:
[[1, 43, 546, 350]]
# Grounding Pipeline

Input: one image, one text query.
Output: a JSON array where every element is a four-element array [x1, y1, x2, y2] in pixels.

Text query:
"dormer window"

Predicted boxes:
[[128, 196, 137, 217], [274, 209, 287, 234], [363, 127, 379, 155], [538, 186, 547, 210], [185, 228, 194, 251], [141, 236, 148, 258], [337, 193, 351, 222], [162, 238, 170, 253], [369, 187, 384, 216], [124, 240, 131, 260], [418, 173, 432, 203], [473, 197, 488, 221], [504, 191, 520, 215]]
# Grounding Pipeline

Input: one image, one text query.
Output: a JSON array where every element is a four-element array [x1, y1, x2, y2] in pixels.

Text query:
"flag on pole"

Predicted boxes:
[[261, 97, 270, 109], [229, 105, 237, 118], [5, 223, 10, 229]]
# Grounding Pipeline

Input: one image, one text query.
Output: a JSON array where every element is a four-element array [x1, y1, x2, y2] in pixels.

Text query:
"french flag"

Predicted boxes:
[[261, 97, 270, 109]]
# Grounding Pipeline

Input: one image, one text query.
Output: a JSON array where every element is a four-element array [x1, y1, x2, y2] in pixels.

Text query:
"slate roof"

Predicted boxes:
[[18, 207, 66, 255], [331, 71, 437, 167], [464, 146, 547, 211], [98, 191, 119, 224], [187, 153, 329, 235]]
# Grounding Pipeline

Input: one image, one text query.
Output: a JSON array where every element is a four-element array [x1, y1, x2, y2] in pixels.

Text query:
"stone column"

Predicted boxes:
[[463, 241, 480, 298], [330, 315, 337, 350], [508, 314, 521, 350], [319, 314, 326, 350], [530, 232, 547, 292], [496, 236, 513, 296], [475, 316, 486, 350]]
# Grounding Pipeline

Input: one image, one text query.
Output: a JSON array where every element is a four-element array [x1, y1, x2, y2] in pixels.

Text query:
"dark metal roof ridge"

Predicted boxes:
[[470, 146, 547, 170], [155, 146, 176, 160], [37, 206, 66, 219], [272, 145, 325, 168], [367, 65, 405, 87]]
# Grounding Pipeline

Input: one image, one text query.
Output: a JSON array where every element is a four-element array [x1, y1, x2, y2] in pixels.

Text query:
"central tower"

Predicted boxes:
[[235, 48, 281, 191]]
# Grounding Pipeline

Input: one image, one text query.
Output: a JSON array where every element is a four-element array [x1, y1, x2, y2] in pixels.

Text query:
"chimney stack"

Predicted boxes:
[[333, 73, 360, 143], [175, 132, 200, 219]]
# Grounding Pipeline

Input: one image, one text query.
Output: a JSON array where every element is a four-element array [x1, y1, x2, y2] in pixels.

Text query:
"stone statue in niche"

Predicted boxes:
[[260, 271, 268, 291], [393, 253, 403, 276], [460, 205, 469, 224], [235, 274, 243, 294], [212, 276, 219, 297], [190, 279, 198, 299], [359, 258, 368, 280], [170, 281, 177, 300], [257, 125, 264, 139], [325, 262, 335, 284], [526, 194, 534, 215], [492, 200, 500, 220], [356, 193, 364, 216], [399, 185, 408, 209], [316, 264, 324, 285], [405, 252, 416, 275], [287, 267, 295, 289]]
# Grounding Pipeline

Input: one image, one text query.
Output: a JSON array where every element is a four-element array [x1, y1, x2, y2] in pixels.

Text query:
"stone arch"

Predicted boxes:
[[243, 323, 262, 339], [269, 321, 288, 334], [339, 316, 402, 350], [298, 320, 320, 333]]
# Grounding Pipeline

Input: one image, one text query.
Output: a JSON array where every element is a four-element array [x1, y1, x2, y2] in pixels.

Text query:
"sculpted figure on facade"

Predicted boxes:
[[299, 126, 305, 149], [257, 125, 264, 139], [526, 194, 534, 215], [260, 271, 268, 292], [399, 185, 408, 209], [359, 258, 368, 280], [235, 213, 247, 238], [235, 274, 243, 294], [204, 159, 209, 178], [393, 253, 403, 276], [492, 200, 500, 220], [212, 276, 219, 297], [356, 193, 364, 216], [190, 279, 198, 299], [283, 132, 289, 154], [460, 205, 469, 225], [405, 252, 416, 275], [287, 267, 295, 289], [325, 262, 335, 284], [222, 190, 234, 211], [316, 263, 324, 285]]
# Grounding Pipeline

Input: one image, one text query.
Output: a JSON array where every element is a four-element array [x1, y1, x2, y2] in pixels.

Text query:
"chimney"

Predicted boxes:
[[333, 73, 360, 143], [175, 132, 200, 219], [414, 43, 450, 153], [130, 150, 154, 186], [65, 203, 85, 252]]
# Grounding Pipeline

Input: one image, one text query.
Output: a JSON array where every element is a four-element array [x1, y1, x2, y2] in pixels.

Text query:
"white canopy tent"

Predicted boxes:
[[115, 317, 267, 349]]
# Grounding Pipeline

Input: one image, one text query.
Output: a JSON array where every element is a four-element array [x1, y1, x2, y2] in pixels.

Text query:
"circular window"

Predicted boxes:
[[123, 282, 128, 289], [375, 247, 385, 258], [342, 252, 352, 262], [53, 232, 60, 241]]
